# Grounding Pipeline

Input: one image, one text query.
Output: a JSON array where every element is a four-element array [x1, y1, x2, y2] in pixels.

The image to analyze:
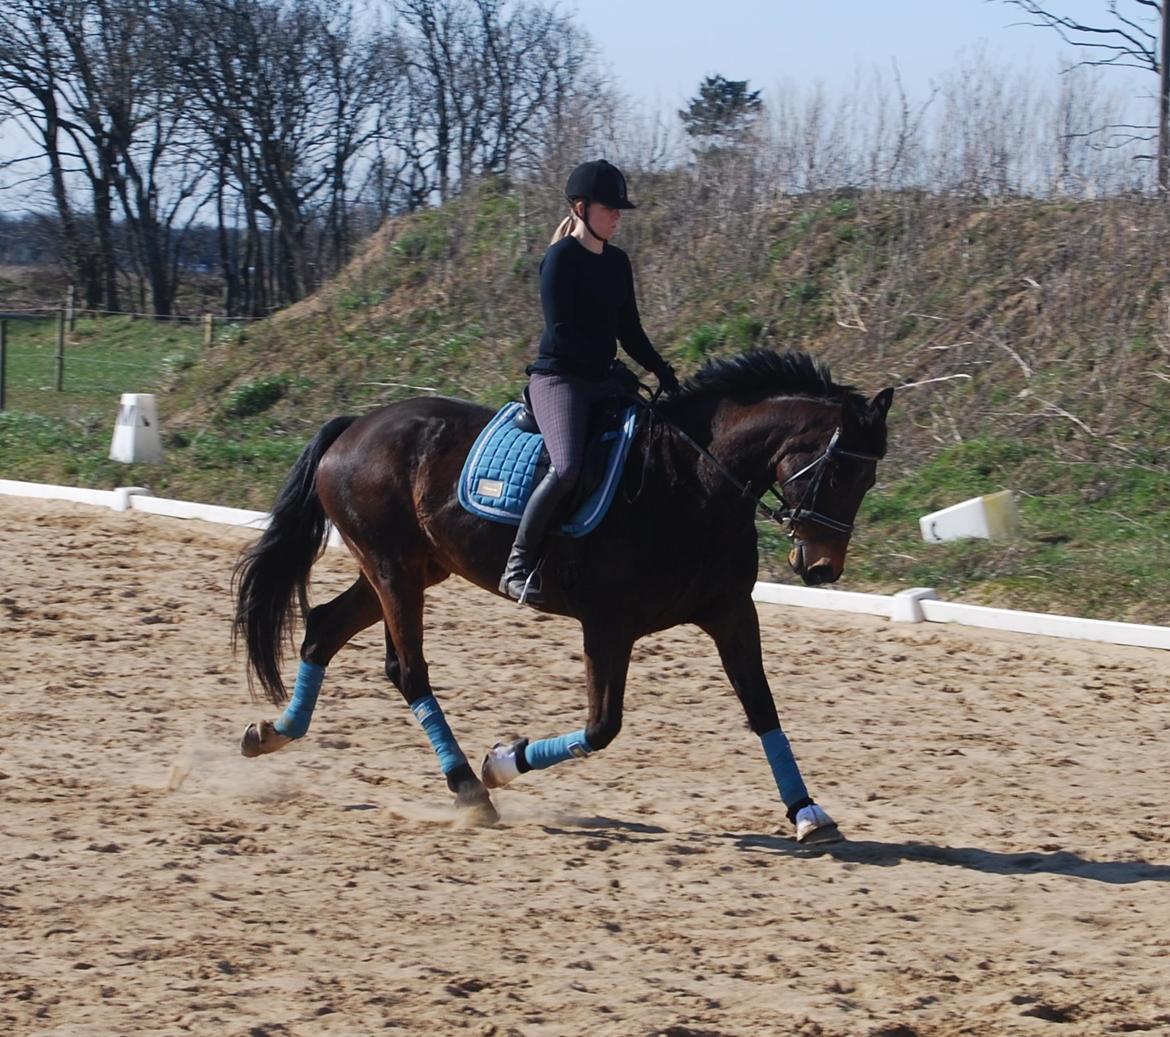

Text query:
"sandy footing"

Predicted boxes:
[[2, 496, 1169, 1036]]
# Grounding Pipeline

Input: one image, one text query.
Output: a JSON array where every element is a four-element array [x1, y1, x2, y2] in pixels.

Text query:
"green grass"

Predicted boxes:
[[682, 314, 765, 362], [1, 315, 203, 419]]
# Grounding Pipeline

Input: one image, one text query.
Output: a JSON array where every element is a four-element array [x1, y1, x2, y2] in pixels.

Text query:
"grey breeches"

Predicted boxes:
[[526, 372, 612, 487]]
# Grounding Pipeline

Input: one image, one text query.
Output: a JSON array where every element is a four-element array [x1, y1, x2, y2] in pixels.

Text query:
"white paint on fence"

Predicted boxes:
[[0, 479, 342, 547], [750, 581, 894, 618], [0, 479, 1163, 650], [0, 478, 120, 508], [127, 494, 269, 528]]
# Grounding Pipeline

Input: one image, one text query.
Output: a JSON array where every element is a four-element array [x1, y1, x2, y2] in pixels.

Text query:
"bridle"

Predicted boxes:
[[761, 428, 883, 546], [635, 393, 882, 545]]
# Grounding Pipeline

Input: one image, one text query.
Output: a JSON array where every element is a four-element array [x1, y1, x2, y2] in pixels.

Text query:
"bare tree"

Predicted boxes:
[[59, 0, 211, 316], [167, 0, 366, 310], [0, 0, 107, 307], [318, 6, 390, 272], [0, 0, 214, 315], [394, 0, 595, 203], [995, 0, 1170, 190]]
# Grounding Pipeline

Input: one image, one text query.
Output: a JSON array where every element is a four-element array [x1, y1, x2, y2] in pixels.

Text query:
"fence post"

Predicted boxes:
[[66, 285, 75, 331], [203, 312, 213, 348], [56, 307, 66, 391], [0, 319, 7, 411]]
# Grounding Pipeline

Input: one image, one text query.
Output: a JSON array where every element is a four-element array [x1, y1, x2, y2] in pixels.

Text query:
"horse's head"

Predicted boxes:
[[778, 387, 893, 586]]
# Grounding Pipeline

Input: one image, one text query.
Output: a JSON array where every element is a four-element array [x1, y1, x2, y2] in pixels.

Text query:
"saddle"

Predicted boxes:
[[457, 392, 640, 538]]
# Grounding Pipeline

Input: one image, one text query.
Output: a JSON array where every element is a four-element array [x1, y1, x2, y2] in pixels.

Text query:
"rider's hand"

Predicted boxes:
[[656, 364, 680, 395]]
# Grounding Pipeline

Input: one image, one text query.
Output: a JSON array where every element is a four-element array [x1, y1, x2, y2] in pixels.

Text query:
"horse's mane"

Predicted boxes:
[[657, 349, 864, 414]]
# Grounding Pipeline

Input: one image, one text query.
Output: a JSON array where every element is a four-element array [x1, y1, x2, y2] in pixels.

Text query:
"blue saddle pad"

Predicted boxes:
[[457, 401, 639, 537]]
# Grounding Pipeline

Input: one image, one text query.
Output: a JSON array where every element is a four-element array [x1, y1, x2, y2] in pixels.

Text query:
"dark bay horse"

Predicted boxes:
[[233, 351, 892, 841]]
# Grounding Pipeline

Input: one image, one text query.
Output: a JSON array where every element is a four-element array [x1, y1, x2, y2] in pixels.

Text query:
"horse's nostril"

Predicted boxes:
[[802, 562, 837, 586]]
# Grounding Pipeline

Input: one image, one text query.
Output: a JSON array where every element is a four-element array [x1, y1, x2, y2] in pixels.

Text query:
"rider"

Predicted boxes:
[[498, 159, 680, 604]]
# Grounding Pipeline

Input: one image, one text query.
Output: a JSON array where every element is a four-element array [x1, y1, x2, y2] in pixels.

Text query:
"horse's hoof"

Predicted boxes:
[[795, 804, 843, 845], [240, 720, 293, 758], [453, 783, 500, 827], [481, 738, 527, 789]]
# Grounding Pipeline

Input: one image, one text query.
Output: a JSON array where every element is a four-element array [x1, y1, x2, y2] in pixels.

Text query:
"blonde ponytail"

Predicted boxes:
[[550, 214, 576, 244]]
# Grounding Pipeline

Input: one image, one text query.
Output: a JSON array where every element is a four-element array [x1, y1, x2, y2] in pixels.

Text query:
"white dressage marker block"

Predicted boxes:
[[110, 393, 164, 463], [891, 587, 939, 623], [920, 489, 1017, 543], [111, 486, 149, 512]]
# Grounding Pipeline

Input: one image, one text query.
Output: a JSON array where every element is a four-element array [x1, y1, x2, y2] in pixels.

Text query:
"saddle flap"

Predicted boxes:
[[457, 400, 640, 538]]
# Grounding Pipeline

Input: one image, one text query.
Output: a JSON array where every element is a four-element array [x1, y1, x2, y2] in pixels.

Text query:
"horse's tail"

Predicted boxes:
[[232, 415, 357, 705]]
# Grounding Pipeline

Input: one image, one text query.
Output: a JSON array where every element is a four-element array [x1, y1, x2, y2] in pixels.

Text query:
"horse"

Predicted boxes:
[[233, 350, 893, 842]]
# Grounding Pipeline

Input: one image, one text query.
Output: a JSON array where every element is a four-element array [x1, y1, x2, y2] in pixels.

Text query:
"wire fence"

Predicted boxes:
[[0, 304, 269, 322], [0, 307, 216, 417]]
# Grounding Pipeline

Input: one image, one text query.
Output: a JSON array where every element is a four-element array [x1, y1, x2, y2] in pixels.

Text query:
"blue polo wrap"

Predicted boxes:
[[760, 728, 809, 808], [523, 728, 592, 770], [410, 695, 468, 775], [273, 661, 325, 739]]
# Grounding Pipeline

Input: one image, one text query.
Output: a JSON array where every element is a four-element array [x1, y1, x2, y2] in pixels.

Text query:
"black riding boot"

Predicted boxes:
[[499, 469, 570, 604]]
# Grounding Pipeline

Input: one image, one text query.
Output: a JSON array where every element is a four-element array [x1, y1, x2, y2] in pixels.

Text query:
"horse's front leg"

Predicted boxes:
[[699, 598, 841, 844], [481, 622, 632, 790]]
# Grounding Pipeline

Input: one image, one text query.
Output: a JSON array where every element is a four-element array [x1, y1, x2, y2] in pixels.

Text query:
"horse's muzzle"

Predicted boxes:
[[788, 541, 847, 586]]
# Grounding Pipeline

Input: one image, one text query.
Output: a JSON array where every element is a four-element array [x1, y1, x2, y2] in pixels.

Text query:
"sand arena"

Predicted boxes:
[[3, 495, 1169, 1036]]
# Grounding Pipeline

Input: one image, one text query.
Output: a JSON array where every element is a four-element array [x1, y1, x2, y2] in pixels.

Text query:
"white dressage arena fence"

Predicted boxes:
[[1, 478, 1165, 652]]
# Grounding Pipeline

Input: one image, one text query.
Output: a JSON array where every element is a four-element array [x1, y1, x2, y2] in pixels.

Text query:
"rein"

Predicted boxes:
[[632, 390, 881, 541]]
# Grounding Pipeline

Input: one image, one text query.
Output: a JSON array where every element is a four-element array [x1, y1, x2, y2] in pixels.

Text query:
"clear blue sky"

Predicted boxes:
[[569, 0, 1152, 108]]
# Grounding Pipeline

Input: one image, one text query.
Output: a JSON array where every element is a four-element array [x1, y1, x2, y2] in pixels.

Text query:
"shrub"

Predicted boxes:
[[225, 375, 288, 417]]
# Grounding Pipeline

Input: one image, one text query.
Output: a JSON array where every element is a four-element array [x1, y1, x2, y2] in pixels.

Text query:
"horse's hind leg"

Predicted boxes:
[[372, 564, 498, 826], [482, 620, 632, 789], [242, 575, 383, 757]]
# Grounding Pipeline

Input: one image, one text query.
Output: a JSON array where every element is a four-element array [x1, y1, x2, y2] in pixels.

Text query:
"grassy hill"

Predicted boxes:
[[3, 177, 1168, 622]]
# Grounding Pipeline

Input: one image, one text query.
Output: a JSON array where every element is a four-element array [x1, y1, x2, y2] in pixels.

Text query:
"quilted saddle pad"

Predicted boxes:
[[457, 401, 639, 538]]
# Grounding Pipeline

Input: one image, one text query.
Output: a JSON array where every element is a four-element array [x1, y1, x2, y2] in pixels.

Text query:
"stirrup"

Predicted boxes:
[[517, 567, 542, 605], [500, 561, 544, 605]]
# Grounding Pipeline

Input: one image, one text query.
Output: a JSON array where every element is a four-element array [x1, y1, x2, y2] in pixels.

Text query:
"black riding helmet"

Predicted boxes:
[[565, 159, 637, 210], [565, 159, 635, 244]]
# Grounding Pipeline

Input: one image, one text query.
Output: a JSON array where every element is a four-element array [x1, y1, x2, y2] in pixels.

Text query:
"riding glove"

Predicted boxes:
[[656, 364, 681, 395]]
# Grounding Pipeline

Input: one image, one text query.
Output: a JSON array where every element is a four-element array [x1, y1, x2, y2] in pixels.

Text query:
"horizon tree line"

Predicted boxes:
[[0, 0, 1162, 319]]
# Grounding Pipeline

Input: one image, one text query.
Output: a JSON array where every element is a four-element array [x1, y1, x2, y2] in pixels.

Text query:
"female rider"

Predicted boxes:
[[498, 159, 679, 604]]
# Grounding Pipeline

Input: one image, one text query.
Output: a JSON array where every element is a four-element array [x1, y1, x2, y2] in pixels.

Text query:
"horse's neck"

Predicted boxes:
[[705, 397, 839, 487]]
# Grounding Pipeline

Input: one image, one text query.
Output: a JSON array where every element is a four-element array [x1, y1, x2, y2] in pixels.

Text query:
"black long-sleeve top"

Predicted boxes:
[[528, 236, 670, 382]]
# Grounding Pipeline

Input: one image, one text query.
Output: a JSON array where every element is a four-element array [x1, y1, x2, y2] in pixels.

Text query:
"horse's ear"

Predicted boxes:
[[869, 387, 894, 420]]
